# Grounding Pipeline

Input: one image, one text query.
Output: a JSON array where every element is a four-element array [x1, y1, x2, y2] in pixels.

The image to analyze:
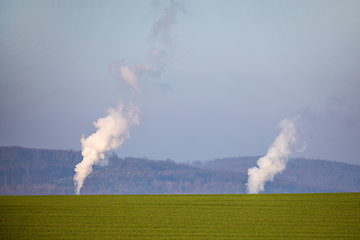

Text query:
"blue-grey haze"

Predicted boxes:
[[0, 0, 359, 164]]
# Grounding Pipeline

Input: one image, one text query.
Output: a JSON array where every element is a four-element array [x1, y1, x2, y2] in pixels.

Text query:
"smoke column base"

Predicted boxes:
[[246, 118, 302, 194], [73, 103, 139, 195]]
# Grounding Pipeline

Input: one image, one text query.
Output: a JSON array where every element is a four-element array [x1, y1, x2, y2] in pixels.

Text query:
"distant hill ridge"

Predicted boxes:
[[195, 157, 360, 193], [0, 146, 359, 195]]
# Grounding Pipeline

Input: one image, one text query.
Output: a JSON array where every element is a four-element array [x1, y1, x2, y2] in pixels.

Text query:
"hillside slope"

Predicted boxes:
[[0, 147, 359, 195], [197, 157, 360, 192]]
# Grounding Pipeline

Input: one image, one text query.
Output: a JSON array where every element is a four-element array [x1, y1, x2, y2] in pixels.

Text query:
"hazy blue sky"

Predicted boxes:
[[1, 0, 359, 164]]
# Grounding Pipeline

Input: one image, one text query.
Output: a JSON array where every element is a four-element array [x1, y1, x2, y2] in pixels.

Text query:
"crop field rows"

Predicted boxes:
[[0, 193, 359, 239]]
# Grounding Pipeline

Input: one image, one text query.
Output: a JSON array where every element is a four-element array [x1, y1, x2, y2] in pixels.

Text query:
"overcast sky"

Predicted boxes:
[[1, 0, 359, 164]]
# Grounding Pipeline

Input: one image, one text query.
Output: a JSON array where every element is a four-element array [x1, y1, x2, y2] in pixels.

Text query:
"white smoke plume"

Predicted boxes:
[[74, 104, 139, 195], [75, 1, 182, 195], [246, 118, 305, 194]]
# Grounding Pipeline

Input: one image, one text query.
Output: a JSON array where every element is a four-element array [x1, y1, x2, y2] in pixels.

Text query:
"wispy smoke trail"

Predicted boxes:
[[109, 0, 182, 91], [246, 119, 304, 194], [74, 104, 139, 195], [109, 48, 167, 92], [149, 0, 183, 45]]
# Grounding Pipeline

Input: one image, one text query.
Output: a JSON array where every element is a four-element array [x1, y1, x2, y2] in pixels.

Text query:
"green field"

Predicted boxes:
[[0, 193, 359, 239]]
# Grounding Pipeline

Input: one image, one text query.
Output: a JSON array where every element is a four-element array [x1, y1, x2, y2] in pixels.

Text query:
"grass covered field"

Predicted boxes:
[[0, 193, 359, 239]]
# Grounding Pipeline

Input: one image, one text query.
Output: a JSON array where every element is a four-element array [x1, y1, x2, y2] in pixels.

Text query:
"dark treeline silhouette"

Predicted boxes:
[[0, 146, 359, 195]]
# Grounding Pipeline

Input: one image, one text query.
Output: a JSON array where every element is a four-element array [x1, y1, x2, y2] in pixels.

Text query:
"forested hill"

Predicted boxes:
[[0, 146, 359, 195], [193, 157, 360, 193]]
